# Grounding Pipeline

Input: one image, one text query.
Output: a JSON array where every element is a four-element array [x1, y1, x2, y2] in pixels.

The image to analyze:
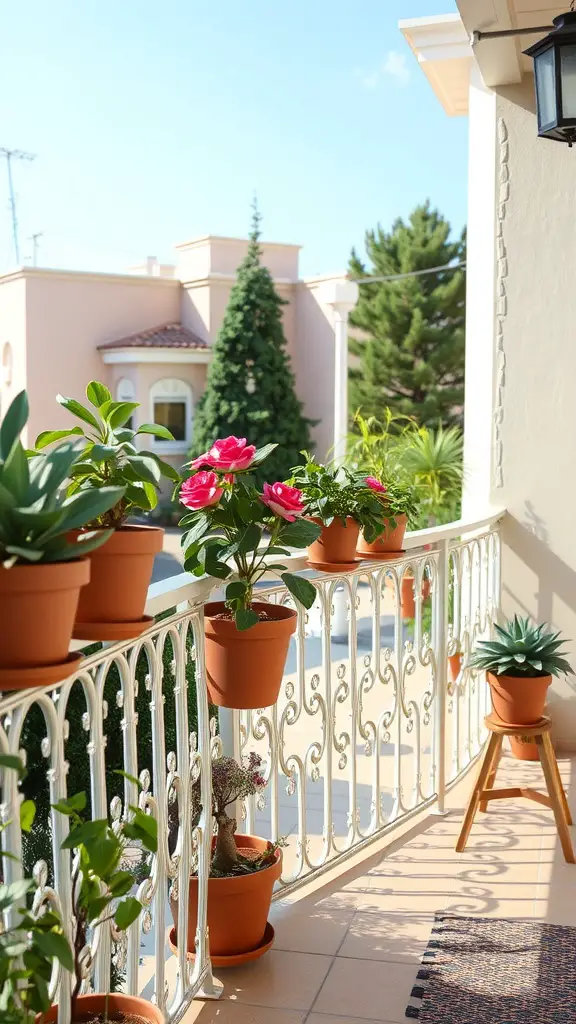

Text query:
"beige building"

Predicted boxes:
[[0, 235, 355, 473], [401, 3, 576, 747]]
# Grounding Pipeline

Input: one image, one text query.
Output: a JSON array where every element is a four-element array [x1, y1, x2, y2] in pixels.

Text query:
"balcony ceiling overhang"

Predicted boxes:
[[400, 2, 571, 116]]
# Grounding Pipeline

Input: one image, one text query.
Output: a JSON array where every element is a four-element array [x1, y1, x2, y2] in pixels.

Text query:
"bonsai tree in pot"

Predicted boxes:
[[169, 753, 282, 964], [45, 788, 161, 1023], [468, 616, 573, 737], [0, 391, 123, 690], [37, 381, 181, 640], [179, 435, 320, 709], [288, 454, 385, 570]]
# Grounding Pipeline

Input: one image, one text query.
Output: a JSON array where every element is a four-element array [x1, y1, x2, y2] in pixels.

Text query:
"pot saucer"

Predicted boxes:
[[0, 651, 84, 692], [168, 922, 275, 967], [72, 615, 153, 642], [357, 548, 407, 561], [306, 559, 362, 573]]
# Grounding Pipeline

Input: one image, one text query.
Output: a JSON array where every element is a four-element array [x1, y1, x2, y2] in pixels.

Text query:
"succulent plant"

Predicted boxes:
[[468, 616, 573, 679], [0, 391, 123, 566]]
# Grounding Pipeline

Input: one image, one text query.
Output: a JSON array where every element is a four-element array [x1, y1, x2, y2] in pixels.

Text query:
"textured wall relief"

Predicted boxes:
[[493, 117, 508, 489]]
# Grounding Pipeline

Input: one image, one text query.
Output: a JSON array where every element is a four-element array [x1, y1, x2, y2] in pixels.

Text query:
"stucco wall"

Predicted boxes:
[[494, 76, 576, 747], [294, 280, 338, 459], [0, 275, 27, 435], [24, 271, 180, 439]]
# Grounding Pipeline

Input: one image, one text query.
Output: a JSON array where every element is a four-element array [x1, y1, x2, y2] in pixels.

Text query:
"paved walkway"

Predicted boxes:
[[182, 750, 576, 1024]]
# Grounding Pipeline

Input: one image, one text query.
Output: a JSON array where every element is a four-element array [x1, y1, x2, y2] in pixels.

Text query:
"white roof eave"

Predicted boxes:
[[400, 13, 473, 117]]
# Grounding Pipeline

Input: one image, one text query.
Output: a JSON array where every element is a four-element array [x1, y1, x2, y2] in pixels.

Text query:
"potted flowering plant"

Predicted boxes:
[[180, 436, 320, 708], [356, 477, 419, 557], [37, 381, 181, 640], [169, 753, 282, 965], [0, 391, 123, 690], [288, 454, 385, 570]]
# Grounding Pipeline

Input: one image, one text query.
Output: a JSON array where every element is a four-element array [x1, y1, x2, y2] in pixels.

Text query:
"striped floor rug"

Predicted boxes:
[[406, 914, 576, 1023]]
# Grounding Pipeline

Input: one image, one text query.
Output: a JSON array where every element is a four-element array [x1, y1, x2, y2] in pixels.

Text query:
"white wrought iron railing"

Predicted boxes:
[[0, 510, 502, 1023]]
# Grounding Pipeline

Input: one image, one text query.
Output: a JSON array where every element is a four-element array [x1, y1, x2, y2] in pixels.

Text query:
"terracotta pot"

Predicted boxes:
[[307, 517, 360, 566], [204, 601, 296, 709], [509, 734, 540, 761], [40, 992, 164, 1023], [421, 578, 431, 601], [487, 671, 551, 726], [171, 834, 282, 958], [357, 514, 407, 556], [448, 653, 462, 683], [73, 525, 163, 640], [0, 560, 89, 689]]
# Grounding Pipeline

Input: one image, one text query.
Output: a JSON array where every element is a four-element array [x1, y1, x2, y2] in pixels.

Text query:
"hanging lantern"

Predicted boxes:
[[524, 11, 576, 145]]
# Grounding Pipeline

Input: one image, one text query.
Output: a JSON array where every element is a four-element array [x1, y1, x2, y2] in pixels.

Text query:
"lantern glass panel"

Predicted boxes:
[[560, 44, 576, 118], [535, 46, 557, 128]]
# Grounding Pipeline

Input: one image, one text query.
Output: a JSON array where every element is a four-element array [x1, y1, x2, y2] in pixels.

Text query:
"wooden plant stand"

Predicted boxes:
[[456, 714, 575, 864]]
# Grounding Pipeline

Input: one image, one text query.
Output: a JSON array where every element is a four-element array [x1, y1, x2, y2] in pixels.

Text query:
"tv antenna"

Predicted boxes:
[[29, 231, 43, 266], [0, 148, 36, 264]]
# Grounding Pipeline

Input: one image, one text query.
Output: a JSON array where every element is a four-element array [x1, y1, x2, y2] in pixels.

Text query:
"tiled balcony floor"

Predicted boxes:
[[183, 750, 576, 1024]]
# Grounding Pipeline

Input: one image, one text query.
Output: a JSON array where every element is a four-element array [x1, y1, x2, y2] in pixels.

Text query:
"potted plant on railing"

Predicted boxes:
[[0, 391, 123, 691], [179, 436, 320, 709], [169, 753, 282, 966], [43, 788, 161, 1023], [356, 478, 419, 557], [36, 381, 181, 641], [288, 454, 385, 571], [468, 616, 572, 758]]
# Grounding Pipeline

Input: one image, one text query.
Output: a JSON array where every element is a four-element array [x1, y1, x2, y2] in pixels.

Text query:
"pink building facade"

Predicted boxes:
[[0, 236, 353, 477]]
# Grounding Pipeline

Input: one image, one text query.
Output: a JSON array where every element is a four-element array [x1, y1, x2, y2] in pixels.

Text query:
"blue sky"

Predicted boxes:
[[0, 0, 463, 278]]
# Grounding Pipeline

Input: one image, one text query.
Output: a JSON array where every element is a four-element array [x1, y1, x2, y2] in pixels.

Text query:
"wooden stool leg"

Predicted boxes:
[[479, 737, 502, 813], [456, 733, 502, 853], [549, 740, 573, 826], [538, 733, 575, 865]]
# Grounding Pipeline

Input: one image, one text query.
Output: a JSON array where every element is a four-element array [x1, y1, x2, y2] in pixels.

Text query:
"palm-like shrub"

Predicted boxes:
[[468, 616, 572, 678]]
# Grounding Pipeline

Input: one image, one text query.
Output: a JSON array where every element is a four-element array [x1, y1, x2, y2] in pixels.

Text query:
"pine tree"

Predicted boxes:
[[349, 202, 466, 428], [191, 206, 312, 485]]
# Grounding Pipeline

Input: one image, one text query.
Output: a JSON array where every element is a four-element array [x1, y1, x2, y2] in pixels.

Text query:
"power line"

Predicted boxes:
[[353, 260, 466, 285], [0, 148, 36, 264]]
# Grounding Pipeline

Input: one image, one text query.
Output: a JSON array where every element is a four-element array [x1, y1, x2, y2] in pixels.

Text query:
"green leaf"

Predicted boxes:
[[86, 381, 112, 408], [0, 879, 32, 911], [19, 800, 36, 833], [108, 870, 136, 898], [280, 518, 321, 548], [0, 390, 28, 461], [114, 896, 143, 930], [129, 807, 158, 852], [281, 572, 317, 610], [124, 454, 161, 486], [108, 402, 139, 429], [137, 423, 175, 441], [84, 835, 121, 879], [34, 930, 74, 972], [237, 523, 261, 554], [204, 543, 232, 580], [57, 394, 101, 431], [251, 442, 278, 466], [35, 427, 85, 449], [235, 607, 259, 631], [2, 441, 29, 503], [3, 545, 43, 563], [114, 768, 141, 788], [87, 443, 120, 462], [225, 580, 249, 600], [0, 754, 26, 778], [61, 486, 124, 531], [52, 791, 87, 816], [60, 817, 109, 850]]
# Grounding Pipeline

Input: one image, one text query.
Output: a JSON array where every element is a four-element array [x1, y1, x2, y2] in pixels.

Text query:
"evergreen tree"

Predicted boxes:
[[191, 206, 312, 485], [349, 202, 466, 428]]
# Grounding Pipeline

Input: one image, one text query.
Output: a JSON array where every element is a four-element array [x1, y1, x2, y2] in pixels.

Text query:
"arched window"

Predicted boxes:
[[149, 378, 193, 451], [116, 377, 136, 429]]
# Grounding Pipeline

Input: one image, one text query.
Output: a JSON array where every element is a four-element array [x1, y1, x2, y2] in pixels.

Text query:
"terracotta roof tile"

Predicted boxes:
[[98, 323, 209, 350]]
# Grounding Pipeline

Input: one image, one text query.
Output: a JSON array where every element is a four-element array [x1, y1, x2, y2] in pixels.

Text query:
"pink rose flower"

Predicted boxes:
[[180, 471, 223, 510], [190, 436, 256, 472], [261, 482, 305, 522], [366, 476, 387, 494]]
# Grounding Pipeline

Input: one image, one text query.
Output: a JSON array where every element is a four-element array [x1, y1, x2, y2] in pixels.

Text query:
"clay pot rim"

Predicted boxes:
[[0, 557, 90, 593], [185, 834, 283, 893], [204, 601, 297, 639], [39, 991, 164, 1024], [72, 524, 164, 556], [308, 515, 360, 529], [487, 671, 553, 683]]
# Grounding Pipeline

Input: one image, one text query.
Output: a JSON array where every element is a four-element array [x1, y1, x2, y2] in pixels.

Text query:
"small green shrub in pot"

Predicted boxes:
[[289, 453, 386, 567], [468, 616, 573, 726], [0, 390, 123, 690], [36, 381, 182, 640]]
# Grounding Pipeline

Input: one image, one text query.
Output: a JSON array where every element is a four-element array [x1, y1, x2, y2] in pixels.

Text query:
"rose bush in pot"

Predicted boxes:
[[288, 453, 384, 570], [357, 478, 419, 557], [37, 381, 181, 640], [0, 391, 123, 690], [180, 436, 320, 708], [169, 753, 282, 963], [468, 616, 572, 734]]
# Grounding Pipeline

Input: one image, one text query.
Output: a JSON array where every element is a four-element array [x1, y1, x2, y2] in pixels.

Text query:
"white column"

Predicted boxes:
[[320, 279, 359, 464]]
